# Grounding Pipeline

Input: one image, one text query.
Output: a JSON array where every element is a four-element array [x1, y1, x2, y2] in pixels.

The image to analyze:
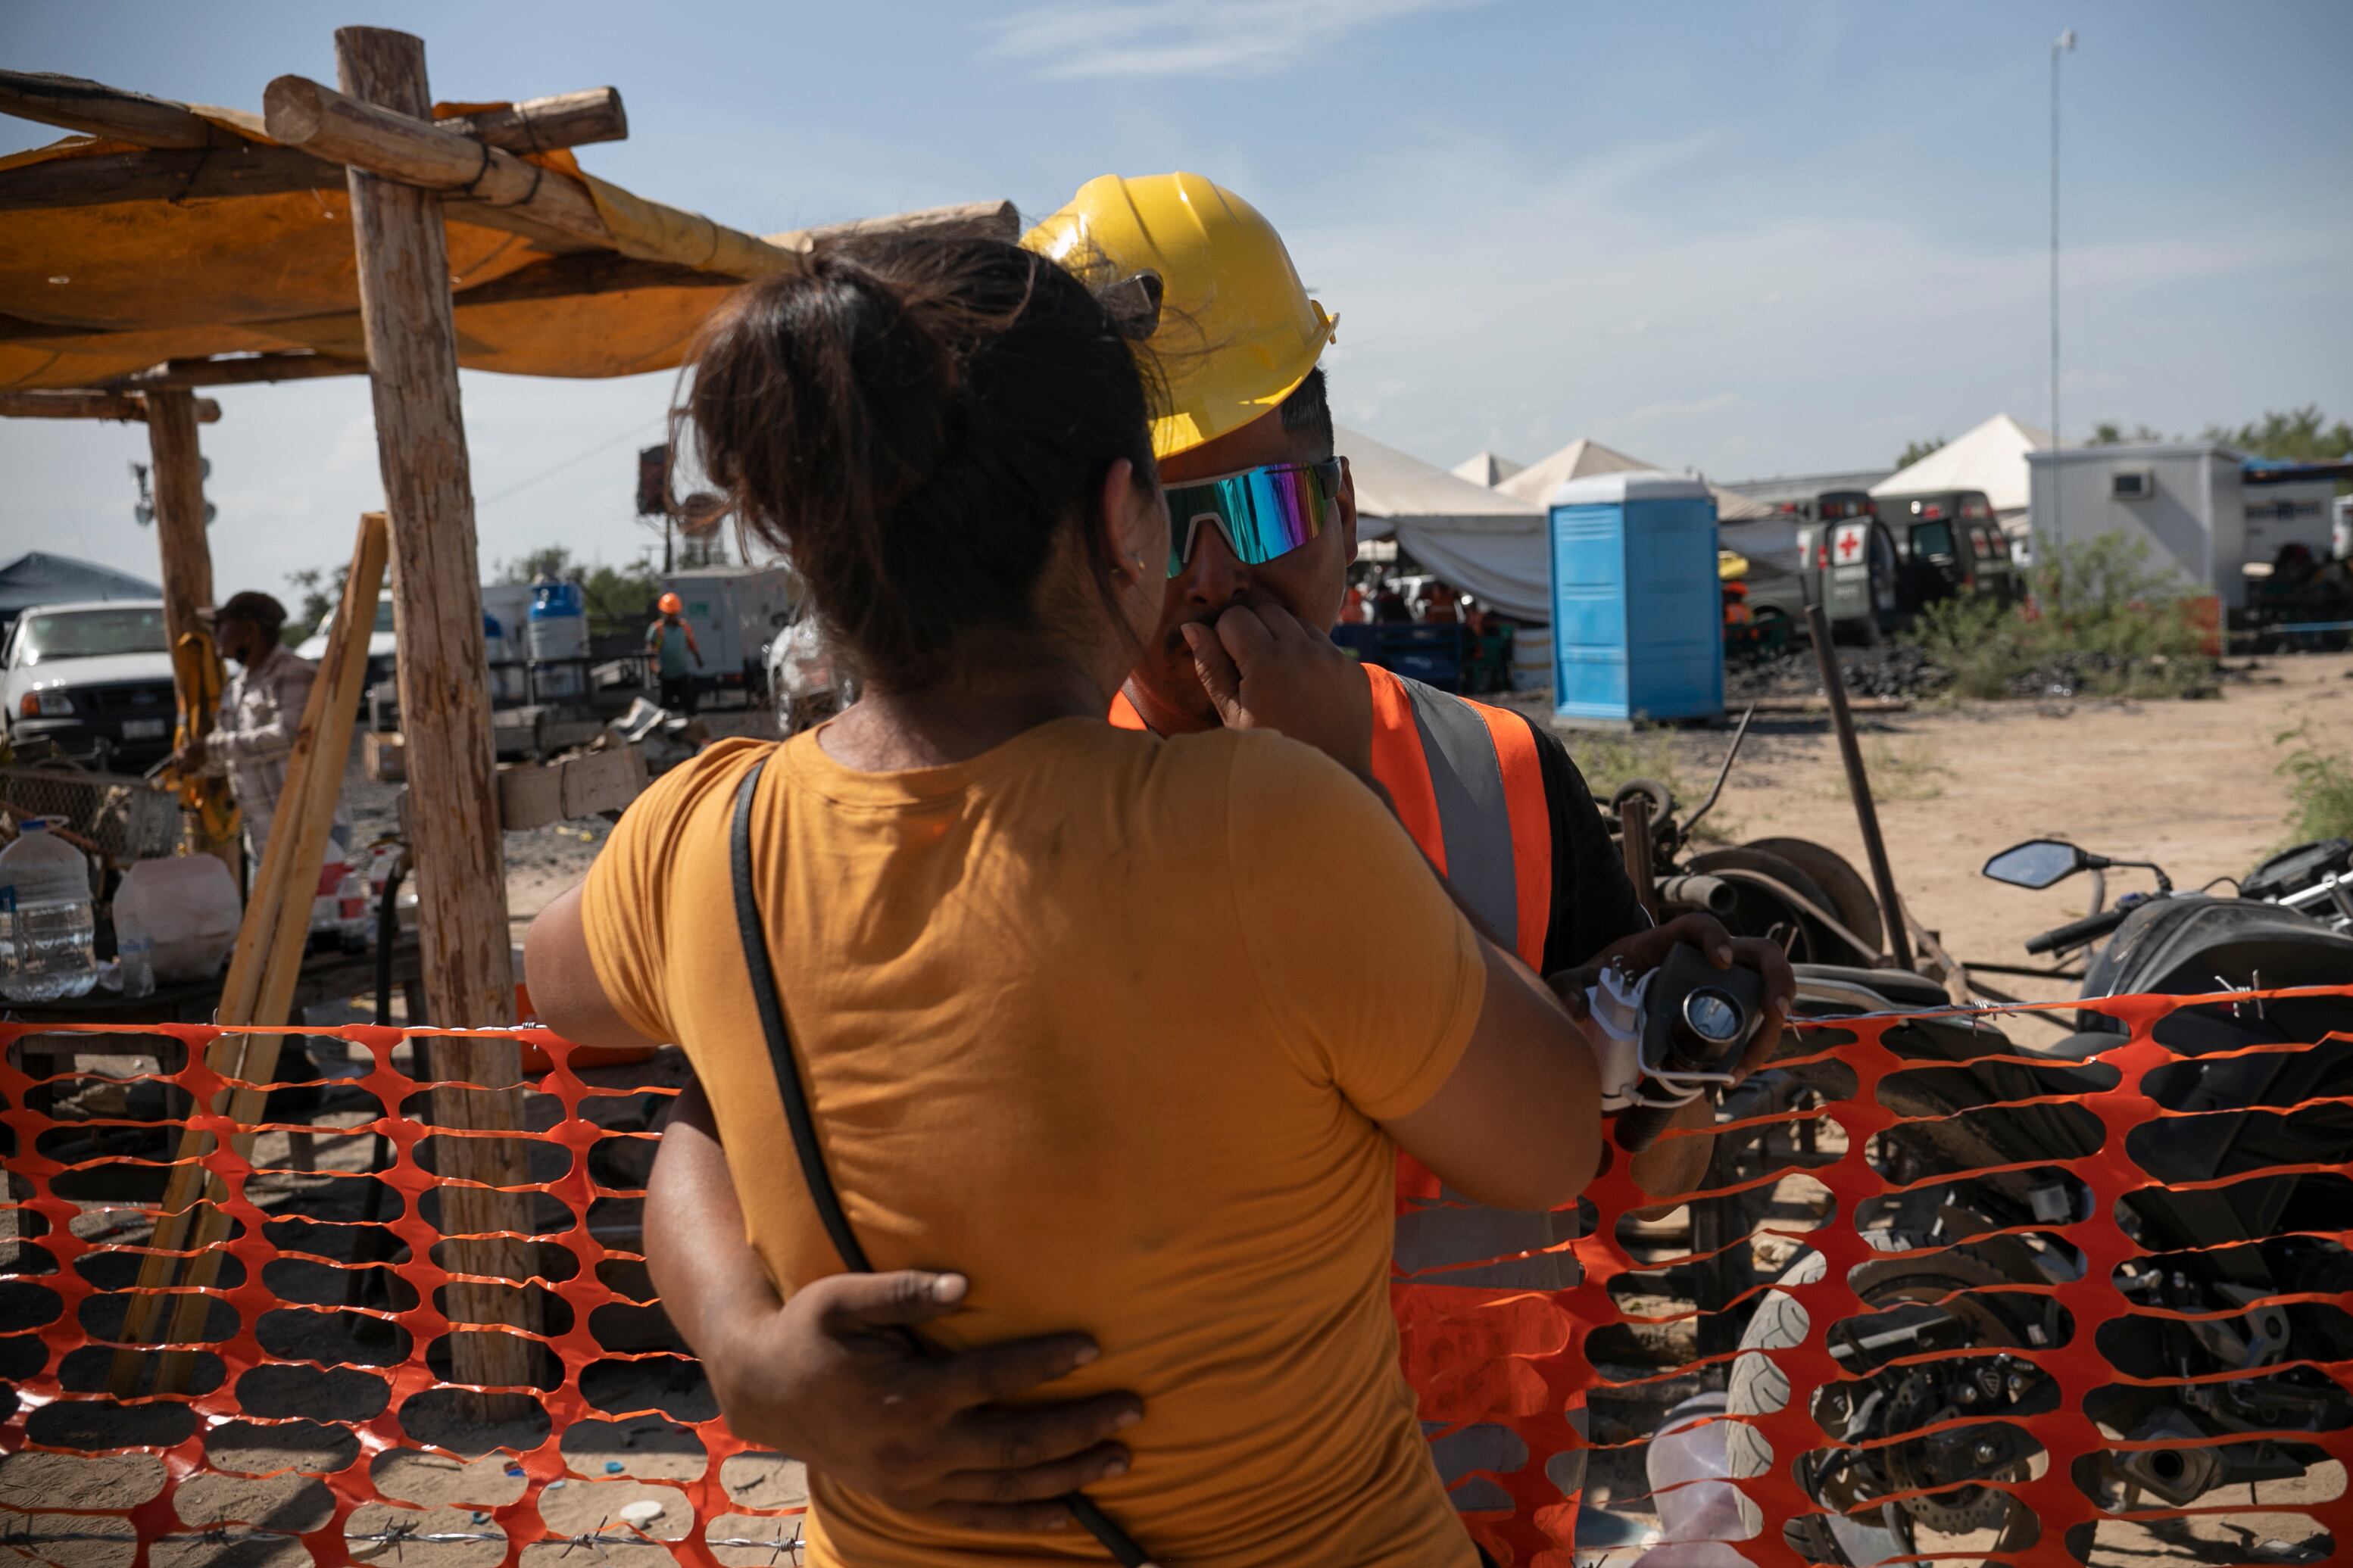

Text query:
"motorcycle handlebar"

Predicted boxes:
[[2024, 905, 2134, 956]]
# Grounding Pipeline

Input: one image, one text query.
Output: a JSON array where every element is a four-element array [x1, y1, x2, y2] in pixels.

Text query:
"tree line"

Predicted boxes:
[[1895, 406, 2351, 470], [282, 539, 731, 643]]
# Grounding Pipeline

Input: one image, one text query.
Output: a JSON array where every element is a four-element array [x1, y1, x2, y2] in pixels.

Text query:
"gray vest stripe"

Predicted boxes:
[[1400, 677, 1519, 954]]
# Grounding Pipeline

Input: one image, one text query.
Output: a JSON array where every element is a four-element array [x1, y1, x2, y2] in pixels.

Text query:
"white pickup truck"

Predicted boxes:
[[2, 600, 179, 769]]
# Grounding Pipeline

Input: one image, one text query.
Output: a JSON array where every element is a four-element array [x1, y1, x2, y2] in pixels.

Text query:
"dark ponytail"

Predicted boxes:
[[683, 237, 1159, 691]]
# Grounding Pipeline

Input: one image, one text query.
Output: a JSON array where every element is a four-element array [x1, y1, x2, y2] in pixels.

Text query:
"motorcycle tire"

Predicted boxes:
[[1726, 1241, 2048, 1567], [1740, 837, 1886, 965]]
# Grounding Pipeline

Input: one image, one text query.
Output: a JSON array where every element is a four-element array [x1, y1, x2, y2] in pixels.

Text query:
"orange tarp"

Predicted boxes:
[[0, 102, 760, 390]]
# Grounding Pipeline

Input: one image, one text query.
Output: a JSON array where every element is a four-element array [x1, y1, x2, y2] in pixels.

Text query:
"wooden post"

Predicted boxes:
[[144, 388, 239, 867], [335, 24, 538, 1411]]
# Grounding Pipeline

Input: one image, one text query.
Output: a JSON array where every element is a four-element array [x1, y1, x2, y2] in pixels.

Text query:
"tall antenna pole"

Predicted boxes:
[[2050, 29, 2075, 569]]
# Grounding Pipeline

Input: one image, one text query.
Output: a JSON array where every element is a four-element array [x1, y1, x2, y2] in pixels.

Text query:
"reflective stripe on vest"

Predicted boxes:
[[1362, 665, 1550, 971], [1109, 666, 1551, 968]]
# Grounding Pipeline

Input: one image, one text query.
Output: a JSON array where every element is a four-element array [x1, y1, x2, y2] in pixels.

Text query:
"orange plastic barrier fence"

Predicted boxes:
[[4, 993, 2350, 1568]]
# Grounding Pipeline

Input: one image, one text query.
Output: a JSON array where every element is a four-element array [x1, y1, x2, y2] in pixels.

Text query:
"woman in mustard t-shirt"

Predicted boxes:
[[526, 237, 1605, 1567]]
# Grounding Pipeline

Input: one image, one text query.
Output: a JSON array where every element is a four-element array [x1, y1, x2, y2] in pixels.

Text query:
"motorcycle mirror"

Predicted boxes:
[[1983, 839, 2086, 890]]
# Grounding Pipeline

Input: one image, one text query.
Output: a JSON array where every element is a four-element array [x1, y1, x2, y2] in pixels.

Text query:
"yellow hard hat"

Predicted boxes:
[[1023, 172, 1337, 459]]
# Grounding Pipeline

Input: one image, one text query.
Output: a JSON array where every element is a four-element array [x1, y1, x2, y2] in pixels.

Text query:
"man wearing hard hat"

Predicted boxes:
[[641, 175, 1793, 1556], [646, 591, 704, 715]]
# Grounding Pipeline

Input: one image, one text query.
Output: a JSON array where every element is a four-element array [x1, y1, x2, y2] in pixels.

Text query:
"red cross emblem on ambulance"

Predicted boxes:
[[1833, 522, 1867, 563]]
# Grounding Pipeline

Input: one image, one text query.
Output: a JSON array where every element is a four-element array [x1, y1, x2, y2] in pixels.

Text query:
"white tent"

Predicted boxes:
[[1339, 425, 1549, 619], [1498, 438, 1774, 522], [1450, 450, 1524, 486], [1871, 412, 2050, 524]]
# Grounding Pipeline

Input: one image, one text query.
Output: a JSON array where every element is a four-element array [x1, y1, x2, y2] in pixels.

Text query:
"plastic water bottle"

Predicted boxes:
[[114, 899, 156, 999], [0, 818, 99, 1002], [528, 580, 589, 700]]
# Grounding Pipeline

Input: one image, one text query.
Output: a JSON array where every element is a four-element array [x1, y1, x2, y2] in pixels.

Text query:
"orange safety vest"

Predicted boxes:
[[1109, 662, 1553, 968]]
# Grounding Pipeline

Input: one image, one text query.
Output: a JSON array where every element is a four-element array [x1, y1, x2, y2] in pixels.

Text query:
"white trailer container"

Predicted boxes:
[[659, 565, 798, 699], [2026, 444, 2248, 609]]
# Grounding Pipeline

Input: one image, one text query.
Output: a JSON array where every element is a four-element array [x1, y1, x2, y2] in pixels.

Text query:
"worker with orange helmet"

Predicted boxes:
[[635, 174, 1795, 1557], [646, 590, 703, 715]]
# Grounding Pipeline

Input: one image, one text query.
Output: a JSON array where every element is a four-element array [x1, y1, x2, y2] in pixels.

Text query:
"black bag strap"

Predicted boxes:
[[731, 756, 871, 1273], [726, 756, 1150, 1567]]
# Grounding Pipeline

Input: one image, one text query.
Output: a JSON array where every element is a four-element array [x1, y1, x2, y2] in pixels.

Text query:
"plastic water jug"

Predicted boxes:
[[0, 818, 98, 1002], [528, 580, 589, 700], [484, 609, 526, 704], [1631, 1392, 1752, 1567], [115, 853, 242, 982]]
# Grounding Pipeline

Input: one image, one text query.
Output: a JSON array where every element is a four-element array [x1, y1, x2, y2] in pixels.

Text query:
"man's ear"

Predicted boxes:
[[1096, 457, 1159, 579]]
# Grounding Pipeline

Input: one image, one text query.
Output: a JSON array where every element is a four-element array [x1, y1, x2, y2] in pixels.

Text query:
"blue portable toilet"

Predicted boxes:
[[1549, 472, 1724, 725]]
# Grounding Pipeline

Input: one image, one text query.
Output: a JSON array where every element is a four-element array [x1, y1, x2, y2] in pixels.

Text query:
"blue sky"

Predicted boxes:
[[5, 0, 2348, 594]]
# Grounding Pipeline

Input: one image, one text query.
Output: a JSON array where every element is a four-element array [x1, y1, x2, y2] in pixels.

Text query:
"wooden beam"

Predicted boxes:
[[0, 389, 220, 421], [335, 24, 538, 1414], [1, 68, 624, 155], [426, 199, 1022, 307], [123, 352, 367, 389], [444, 88, 626, 153], [784, 197, 1021, 249], [0, 141, 336, 212], [0, 69, 231, 150], [267, 74, 616, 250], [265, 72, 797, 272], [0, 89, 624, 216]]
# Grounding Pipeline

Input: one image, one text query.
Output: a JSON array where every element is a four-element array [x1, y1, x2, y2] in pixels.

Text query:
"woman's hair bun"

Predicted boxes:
[[682, 236, 1160, 692]]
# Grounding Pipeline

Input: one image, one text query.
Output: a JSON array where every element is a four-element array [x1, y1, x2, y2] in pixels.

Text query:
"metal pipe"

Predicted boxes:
[[1618, 790, 1658, 918], [1804, 600, 1914, 970], [1680, 702, 1755, 840], [1657, 873, 1737, 916]]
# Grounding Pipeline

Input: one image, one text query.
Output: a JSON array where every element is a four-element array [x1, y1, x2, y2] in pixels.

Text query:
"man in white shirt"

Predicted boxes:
[[173, 591, 350, 862]]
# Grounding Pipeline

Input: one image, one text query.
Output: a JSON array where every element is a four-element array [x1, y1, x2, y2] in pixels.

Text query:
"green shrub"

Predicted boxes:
[[1906, 534, 2216, 700], [2277, 724, 2353, 843], [1566, 726, 1685, 806]]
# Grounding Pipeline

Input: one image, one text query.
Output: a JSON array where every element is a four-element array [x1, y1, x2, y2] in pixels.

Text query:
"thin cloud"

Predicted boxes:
[[986, 0, 1478, 79]]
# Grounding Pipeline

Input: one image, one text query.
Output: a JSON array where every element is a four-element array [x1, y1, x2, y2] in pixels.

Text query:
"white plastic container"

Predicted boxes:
[[528, 581, 589, 700], [0, 818, 98, 1002], [114, 853, 242, 983], [1632, 1392, 1752, 1567]]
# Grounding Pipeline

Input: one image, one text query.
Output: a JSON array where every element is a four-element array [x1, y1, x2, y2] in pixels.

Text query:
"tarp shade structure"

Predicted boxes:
[[0, 550, 161, 626], [1373, 432, 1762, 620], [1871, 411, 2051, 522], [0, 98, 975, 389], [1340, 424, 1552, 619], [1450, 450, 1523, 486], [1498, 435, 1773, 522]]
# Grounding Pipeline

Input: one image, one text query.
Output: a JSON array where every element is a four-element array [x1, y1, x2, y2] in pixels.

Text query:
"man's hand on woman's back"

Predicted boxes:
[[645, 1083, 1141, 1532]]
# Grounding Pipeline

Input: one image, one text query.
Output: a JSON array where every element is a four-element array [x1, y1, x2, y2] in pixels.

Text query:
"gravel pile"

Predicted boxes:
[[1726, 641, 1950, 702]]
